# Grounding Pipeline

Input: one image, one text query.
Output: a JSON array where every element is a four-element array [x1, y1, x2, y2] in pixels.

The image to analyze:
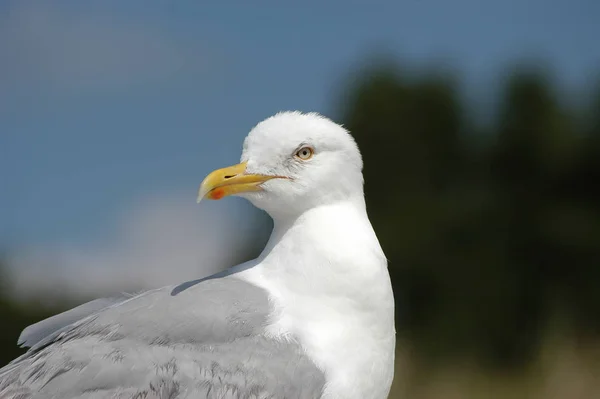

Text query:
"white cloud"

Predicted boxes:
[[6, 194, 269, 301], [0, 2, 212, 94]]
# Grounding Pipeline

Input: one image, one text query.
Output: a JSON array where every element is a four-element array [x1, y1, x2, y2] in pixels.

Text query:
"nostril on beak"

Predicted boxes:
[[224, 175, 236, 179]]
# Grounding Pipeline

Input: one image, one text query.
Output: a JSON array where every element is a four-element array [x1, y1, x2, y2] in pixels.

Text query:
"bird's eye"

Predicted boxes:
[[295, 146, 314, 161]]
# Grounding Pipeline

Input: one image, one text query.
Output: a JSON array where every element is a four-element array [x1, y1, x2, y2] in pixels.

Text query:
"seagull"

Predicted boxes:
[[0, 111, 395, 399]]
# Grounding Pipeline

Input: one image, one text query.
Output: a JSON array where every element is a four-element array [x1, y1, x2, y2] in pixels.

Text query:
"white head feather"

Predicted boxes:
[[239, 111, 365, 219]]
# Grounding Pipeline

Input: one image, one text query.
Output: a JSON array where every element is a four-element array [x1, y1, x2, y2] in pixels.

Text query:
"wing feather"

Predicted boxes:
[[18, 295, 132, 349], [0, 276, 325, 399]]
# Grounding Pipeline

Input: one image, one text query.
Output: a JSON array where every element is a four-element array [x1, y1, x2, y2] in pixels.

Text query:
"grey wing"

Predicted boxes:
[[0, 276, 325, 399]]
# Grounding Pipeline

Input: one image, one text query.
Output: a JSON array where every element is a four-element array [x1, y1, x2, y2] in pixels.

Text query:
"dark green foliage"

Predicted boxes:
[[339, 62, 600, 368]]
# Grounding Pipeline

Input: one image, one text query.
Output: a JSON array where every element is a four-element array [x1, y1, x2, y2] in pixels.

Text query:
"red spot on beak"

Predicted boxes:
[[210, 188, 225, 200]]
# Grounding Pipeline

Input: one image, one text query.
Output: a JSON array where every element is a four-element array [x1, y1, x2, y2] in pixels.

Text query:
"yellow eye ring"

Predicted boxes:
[[295, 146, 314, 161]]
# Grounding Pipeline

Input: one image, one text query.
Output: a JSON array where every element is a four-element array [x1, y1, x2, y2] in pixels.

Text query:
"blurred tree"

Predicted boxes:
[[485, 70, 578, 365], [337, 60, 600, 369], [552, 83, 600, 335]]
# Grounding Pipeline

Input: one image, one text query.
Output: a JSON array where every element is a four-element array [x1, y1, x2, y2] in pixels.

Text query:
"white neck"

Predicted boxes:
[[237, 200, 396, 399]]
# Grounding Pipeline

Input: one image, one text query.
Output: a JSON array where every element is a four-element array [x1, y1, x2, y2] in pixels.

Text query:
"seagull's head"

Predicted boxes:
[[198, 111, 364, 218]]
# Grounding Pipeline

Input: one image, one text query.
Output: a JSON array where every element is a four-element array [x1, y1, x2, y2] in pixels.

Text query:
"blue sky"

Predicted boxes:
[[1, 0, 599, 295]]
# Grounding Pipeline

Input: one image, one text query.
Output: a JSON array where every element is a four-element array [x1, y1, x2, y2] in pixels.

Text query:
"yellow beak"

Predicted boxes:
[[197, 161, 279, 203]]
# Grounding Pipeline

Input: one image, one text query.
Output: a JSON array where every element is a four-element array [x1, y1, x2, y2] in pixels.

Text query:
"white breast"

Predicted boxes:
[[237, 202, 396, 399]]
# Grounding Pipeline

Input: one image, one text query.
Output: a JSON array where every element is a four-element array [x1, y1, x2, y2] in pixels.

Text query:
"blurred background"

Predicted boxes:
[[1, 1, 599, 398]]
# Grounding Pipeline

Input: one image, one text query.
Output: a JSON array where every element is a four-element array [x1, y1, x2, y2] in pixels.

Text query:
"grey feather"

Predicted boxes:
[[0, 276, 325, 399], [18, 295, 131, 349]]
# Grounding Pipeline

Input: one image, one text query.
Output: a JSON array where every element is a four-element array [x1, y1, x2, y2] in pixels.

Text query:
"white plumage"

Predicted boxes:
[[234, 112, 396, 398]]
